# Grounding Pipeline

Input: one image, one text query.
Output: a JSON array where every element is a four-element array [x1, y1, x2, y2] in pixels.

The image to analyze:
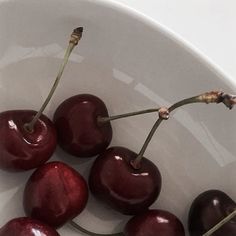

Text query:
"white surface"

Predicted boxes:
[[0, 0, 235, 235], [115, 0, 236, 85]]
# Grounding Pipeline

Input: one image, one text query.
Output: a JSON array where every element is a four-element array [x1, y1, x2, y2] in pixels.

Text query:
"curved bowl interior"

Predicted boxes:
[[0, 0, 235, 235]]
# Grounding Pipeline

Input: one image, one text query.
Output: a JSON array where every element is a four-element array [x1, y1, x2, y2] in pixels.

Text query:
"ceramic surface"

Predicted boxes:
[[0, 0, 235, 235]]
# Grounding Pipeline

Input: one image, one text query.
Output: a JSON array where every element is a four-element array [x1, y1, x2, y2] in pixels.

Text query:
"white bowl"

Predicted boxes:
[[0, 0, 235, 235]]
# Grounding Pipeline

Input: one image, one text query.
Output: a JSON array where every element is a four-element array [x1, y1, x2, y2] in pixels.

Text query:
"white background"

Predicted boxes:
[[115, 0, 236, 84]]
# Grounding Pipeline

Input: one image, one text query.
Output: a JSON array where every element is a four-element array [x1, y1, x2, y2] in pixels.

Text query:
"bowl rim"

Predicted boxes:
[[83, 0, 236, 90]]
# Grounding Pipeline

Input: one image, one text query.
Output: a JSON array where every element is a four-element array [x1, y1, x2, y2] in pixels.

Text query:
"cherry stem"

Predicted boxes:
[[97, 108, 160, 123], [70, 221, 124, 236], [131, 90, 236, 169], [24, 27, 83, 132], [203, 209, 236, 236]]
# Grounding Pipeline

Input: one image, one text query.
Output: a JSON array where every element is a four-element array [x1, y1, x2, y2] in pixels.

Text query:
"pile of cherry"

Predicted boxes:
[[0, 27, 236, 236]]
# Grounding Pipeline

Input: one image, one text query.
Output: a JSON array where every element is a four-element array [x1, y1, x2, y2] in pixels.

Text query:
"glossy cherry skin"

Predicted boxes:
[[53, 94, 112, 157], [89, 146, 162, 215], [0, 217, 60, 236], [188, 190, 236, 236], [23, 161, 88, 228], [124, 209, 185, 236], [0, 110, 57, 172]]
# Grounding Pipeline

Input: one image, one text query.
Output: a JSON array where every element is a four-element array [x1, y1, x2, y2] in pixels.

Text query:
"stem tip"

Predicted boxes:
[[220, 92, 236, 109], [74, 27, 83, 34], [70, 27, 84, 45], [197, 90, 236, 109]]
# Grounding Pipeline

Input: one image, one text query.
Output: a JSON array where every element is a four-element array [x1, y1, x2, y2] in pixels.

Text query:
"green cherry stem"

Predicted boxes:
[[24, 27, 83, 132], [131, 90, 236, 169], [98, 91, 236, 126], [97, 108, 160, 123], [70, 221, 124, 236], [203, 209, 236, 236]]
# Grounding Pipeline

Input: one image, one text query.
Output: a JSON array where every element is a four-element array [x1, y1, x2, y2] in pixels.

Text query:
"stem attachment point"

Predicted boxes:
[[158, 107, 169, 120], [23, 123, 34, 133], [130, 159, 141, 170]]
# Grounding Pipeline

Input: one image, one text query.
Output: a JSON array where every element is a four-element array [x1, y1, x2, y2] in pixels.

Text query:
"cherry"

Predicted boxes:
[[0, 110, 56, 171], [53, 94, 113, 157], [89, 146, 162, 215], [23, 161, 88, 228], [188, 189, 236, 236], [0, 217, 60, 236], [124, 209, 185, 236], [0, 27, 83, 171]]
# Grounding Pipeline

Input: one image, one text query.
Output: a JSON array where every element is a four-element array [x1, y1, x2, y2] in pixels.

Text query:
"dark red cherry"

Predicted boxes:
[[124, 209, 185, 236], [89, 146, 161, 215], [188, 190, 236, 236], [0, 217, 60, 236], [0, 110, 56, 172], [23, 161, 88, 228], [53, 94, 112, 158]]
